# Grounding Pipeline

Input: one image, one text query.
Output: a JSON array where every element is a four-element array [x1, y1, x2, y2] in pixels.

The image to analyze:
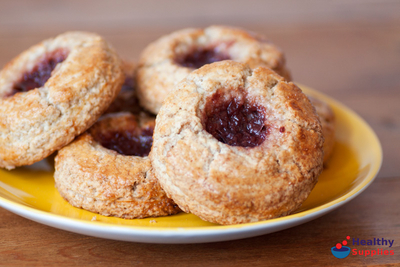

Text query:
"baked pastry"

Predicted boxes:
[[150, 61, 324, 225], [55, 112, 181, 219], [308, 96, 336, 164], [0, 32, 124, 170], [137, 25, 291, 114], [105, 61, 143, 115]]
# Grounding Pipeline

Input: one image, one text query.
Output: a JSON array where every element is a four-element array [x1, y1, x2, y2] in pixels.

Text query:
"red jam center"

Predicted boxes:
[[94, 127, 154, 157], [176, 47, 230, 69], [12, 49, 68, 94], [204, 91, 268, 147]]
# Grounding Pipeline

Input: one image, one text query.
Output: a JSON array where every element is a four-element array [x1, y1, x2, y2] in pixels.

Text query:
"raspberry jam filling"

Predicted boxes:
[[204, 91, 268, 147], [94, 126, 154, 157], [12, 49, 69, 94], [176, 47, 230, 69]]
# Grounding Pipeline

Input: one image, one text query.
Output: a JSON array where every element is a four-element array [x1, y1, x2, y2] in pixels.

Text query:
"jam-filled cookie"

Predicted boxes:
[[137, 25, 291, 114], [54, 113, 181, 219], [308, 96, 336, 164], [0, 32, 124, 169], [150, 61, 323, 225], [105, 61, 143, 115]]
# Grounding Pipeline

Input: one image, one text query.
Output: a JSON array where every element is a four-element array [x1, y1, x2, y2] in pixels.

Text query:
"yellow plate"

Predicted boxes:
[[0, 85, 382, 243]]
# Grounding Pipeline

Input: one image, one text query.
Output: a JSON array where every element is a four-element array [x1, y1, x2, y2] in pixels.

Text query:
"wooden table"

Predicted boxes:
[[0, 1, 399, 266]]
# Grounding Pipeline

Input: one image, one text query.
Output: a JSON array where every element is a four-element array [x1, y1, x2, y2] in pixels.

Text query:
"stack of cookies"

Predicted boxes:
[[0, 26, 335, 225]]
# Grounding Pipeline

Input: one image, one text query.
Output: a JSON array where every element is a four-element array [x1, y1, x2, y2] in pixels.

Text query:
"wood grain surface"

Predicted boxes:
[[0, 1, 399, 266], [0, 178, 398, 266]]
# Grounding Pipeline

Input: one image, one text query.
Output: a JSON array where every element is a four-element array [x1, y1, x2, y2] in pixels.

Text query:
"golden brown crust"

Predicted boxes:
[[137, 25, 291, 114], [54, 112, 181, 219], [0, 32, 124, 169], [308, 96, 336, 163], [150, 61, 323, 225]]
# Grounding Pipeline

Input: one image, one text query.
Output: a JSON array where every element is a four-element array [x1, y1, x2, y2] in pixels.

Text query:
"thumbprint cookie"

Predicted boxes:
[[54, 113, 181, 219], [105, 61, 143, 115], [308, 96, 336, 164], [137, 25, 291, 114], [0, 32, 124, 169], [150, 61, 323, 225]]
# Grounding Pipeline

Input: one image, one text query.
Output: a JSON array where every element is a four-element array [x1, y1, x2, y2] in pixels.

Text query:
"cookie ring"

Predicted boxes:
[[308, 96, 336, 164], [150, 61, 323, 225], [0, 32, 124, 169], [137, 25, 291, 114], [55, 112, 181, 219]]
